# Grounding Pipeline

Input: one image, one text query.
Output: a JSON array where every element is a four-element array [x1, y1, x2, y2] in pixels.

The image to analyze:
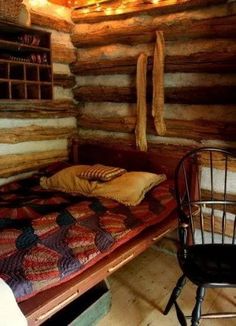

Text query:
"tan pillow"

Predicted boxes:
[[78, 164, 126, 181], [91, 171, 167, 206], [40, 165, 98, 195]]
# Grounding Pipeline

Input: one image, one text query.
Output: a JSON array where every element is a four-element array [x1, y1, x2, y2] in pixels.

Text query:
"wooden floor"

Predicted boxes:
[[98, 244, 236, 326]]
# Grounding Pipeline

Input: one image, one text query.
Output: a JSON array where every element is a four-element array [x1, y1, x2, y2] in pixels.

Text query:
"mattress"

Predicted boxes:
[[0, 162, 176, 302]]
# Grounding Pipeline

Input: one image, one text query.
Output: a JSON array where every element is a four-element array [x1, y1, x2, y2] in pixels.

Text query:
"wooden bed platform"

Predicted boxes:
[[18, 142, 188, 325]]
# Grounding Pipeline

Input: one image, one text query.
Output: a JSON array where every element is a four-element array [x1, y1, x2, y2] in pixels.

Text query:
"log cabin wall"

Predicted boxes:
[[70, 0, 236, 154], [0, 1, 78, 185], [70, 0, 236, 241]]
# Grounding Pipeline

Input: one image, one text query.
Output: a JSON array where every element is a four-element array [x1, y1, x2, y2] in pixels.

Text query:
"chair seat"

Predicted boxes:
[[178, 244, 236, 287]]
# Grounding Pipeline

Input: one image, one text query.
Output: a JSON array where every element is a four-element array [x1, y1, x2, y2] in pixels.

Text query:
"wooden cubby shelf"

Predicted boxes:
[[0, 20, 53, 100]]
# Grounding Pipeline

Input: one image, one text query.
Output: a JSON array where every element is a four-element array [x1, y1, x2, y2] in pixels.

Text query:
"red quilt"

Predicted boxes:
[[0, 163, 176, 302]]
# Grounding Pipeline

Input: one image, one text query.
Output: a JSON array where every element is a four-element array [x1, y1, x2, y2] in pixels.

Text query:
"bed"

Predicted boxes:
[[0, 141, 186, 325]]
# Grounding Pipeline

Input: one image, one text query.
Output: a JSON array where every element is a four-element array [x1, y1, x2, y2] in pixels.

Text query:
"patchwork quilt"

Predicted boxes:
[[0, 163, 176, 302]]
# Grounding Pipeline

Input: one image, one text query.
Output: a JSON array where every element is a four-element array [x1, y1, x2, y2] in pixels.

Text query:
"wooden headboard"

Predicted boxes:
[[71, 140, 193, 179]]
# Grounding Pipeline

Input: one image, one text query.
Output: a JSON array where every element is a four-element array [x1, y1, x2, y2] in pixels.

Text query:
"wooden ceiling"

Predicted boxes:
[[71, 0, 224, 24], [49, 0, 192, 8], [48, 0, 226, 23]]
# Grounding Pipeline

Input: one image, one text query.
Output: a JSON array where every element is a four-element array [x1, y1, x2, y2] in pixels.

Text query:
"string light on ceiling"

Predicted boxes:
[[35, 0, 162, 16], [67, 0, 112, 8], [29, 0, 48, 6], [67, 0, 160, 10]]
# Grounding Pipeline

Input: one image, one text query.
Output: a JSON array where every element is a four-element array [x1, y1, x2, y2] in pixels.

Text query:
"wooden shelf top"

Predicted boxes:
[[0, 59, 51, 68], [0, 39, 50, 53], [0, 20, 51, 37]]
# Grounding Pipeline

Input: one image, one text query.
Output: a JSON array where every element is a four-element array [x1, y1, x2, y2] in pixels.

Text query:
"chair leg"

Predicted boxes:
[[191, 286, 205, 326], [164, 274, 186, 315]]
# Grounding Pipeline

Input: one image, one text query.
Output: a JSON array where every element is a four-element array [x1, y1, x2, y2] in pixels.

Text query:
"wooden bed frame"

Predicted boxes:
[[19, 141, 188, 325]]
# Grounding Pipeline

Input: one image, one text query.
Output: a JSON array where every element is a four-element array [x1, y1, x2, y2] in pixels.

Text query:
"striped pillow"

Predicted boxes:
[[78, 164, 126, 182]]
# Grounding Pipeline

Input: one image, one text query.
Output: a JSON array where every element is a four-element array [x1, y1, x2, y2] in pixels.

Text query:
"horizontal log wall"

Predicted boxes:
[[73, 0, 236, 232], [71, 0, 236, 149], [71, 0, 226, 24], [0, 2, 77, 183], [72, 4, 236, 46]]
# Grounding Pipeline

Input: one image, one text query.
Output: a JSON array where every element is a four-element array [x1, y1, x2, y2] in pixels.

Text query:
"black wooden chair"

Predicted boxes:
[[163, 147, 236, 326]]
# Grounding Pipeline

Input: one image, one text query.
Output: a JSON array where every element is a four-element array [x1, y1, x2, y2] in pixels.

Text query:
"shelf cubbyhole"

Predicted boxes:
[[10, 63, 24, 80], [0, 62, 8, 79], [12, 82, 26, 99], [40, 67, 51, 82], [27, 84, 39, 99], [40, 85, 52, 99], [26, 65, 38, 81], [0, 82, 9, 98], [0, 22, 53, 101], [38, 35, 50, 49]]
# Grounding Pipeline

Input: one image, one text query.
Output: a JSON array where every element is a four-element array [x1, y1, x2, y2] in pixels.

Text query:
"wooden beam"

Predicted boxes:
[[71, 0, 226, 24], [165, 86, 236, 104], [78, 114, 136, 132], [73, 86, 135, 102], [0, 100, 78, 118], [78, 102, 236, 123], [0, 126, 77, 144], [78, 115, 236, 141], [166, 52, 236, 73], [77, 129, 136, 148], [0, 150, 68, 177], [195, 214, 235, 238], [74, 39, 236, 64], [31, 10, 74, 33], [72, 14, 236, 48], [71, 57, 138, 75], [73, 85, 236, 104], [199, 152, 236, 171], [163, 119, 236, 141], [71, 52, 236, 75], [53, 74, 76, 88], [52, 44, 76, 64], [201, 189, 236, 214]]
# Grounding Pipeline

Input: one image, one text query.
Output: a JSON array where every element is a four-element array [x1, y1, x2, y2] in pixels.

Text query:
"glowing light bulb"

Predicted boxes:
[[96, 3, 102, 11], [82, 7, 90, 13], [29, 0, 48, 6], [119, 1, 126, 9], [151, 0, 160, 3], [87, 0, 95, 5], [55, 6, 67, 17], [115, 6, 123, 14], [105, 7, 113, 15]]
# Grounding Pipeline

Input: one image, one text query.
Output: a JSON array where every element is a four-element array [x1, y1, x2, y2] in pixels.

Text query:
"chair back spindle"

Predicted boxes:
[[175, 148, 236, 246]]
